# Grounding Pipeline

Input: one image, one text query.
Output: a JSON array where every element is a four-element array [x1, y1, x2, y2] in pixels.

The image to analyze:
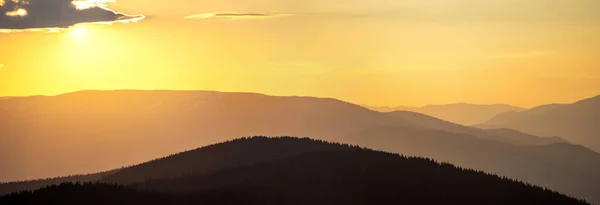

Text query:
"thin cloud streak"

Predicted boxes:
[[185, 12, 293, 20]]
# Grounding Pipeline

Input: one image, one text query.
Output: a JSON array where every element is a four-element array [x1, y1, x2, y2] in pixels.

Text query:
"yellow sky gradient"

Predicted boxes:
[[1, 0, 599, 108]]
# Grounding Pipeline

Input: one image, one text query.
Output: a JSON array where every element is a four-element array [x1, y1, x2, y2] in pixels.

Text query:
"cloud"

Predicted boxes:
[[185, 12, 293, 20], [0, 0, 144, 32]]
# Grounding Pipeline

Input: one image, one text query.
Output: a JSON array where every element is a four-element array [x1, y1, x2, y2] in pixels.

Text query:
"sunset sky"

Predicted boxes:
[[1, 0, 599, 108]]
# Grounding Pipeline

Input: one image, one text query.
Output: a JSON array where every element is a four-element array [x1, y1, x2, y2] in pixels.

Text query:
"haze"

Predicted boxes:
[[1, 0, 600, 108]]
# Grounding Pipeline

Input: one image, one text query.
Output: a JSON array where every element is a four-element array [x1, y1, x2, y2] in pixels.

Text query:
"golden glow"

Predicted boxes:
[[46, 28, 63, 33], [70, 26, 88, 38], [1, 0, 600, 108], [0, 27, 65, 33], [72, 0, 114, 10], [185, 12, 293, 20], [5, 8, 28, 17]]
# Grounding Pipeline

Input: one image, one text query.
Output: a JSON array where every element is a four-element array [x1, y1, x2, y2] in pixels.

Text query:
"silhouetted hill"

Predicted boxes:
[[0, 171, 116, 197], [3, 136, 599, 203], [99, 137, 359, 184], [0, 139, 589, 205], [0, 183, 258, 205], [367, 103, 524, 125], [386, 111, 566, 146], [0, 137, 359, 195], [1, 91, 599, 203], [132, 150, 587, 205], [479, 95, 600, 152]]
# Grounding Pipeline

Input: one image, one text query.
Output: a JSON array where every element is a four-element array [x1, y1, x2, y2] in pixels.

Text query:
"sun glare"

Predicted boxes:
[[71, 0, 114, 10], [70, 26, 87, 38], [5, 8, 28, 17]]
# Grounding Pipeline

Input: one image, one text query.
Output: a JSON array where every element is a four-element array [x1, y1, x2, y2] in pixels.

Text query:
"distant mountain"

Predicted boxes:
[[1, 90, 599, 204], [0, 138, 589, 205], [385, 111, 566, 146], [479, 95, 600, 152], [0, 90, 406, 182], [367, 103, 524, 125]]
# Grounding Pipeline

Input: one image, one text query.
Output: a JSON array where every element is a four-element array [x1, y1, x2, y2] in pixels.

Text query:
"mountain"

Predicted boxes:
[[479, 95, 600, 152], [0, 171, 116, 196], [0, 137, 359, 194], [99, 137, 358, 184], [3, 136, 600, 204], [367, 103, 524, 125], [342, 126, 600, 204], [0, 138, 589, 205], [1, 90, 599, 204], [385, 110, 566, 146], [0, 90, 406, 182]]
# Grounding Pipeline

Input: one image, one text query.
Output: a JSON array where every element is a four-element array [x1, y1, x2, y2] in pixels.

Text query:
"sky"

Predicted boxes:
[[1, 0, 599, 108]]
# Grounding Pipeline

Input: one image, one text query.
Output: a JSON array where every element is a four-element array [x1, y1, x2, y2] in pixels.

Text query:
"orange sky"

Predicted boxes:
[[1, 0, 599, 108]]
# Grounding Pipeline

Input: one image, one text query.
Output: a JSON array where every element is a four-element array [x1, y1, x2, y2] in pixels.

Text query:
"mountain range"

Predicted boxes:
[[366, 103, 524, 125], [0, 137, 589, 205], [479, 95, 600, 153], [0, 90, 599, 203]]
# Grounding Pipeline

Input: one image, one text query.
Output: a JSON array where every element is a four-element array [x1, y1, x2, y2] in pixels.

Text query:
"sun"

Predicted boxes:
[[70, 25, 87, 38]]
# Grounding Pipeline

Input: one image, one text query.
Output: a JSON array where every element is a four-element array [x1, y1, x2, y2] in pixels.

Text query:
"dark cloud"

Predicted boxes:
[[186, 12, 293, 20], [0, 0, 144, 31]]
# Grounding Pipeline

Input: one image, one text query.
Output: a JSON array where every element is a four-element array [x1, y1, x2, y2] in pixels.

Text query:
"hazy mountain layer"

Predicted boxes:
[[385, 110, 566, 146], [367, 103, 524, 125], [479, 95, 600, 152]]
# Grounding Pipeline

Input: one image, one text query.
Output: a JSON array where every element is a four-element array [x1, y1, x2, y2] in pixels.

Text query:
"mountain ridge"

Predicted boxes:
[[385, 110, 567, 146], [479, 94, 600, 152], [1, 137, 590, 205], [1, 90, 599, 204], [366, 103, 524, 125]]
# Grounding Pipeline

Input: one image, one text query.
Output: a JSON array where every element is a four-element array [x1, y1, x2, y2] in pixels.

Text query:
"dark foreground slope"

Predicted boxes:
[[99, 137, 359, 184], [0, 137, 356, 194], [0, 171, 116, 197], [0, 138, 588, 205]]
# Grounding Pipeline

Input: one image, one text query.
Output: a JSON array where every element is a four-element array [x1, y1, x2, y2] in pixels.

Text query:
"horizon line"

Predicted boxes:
[[1, 89, 597, 109]]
